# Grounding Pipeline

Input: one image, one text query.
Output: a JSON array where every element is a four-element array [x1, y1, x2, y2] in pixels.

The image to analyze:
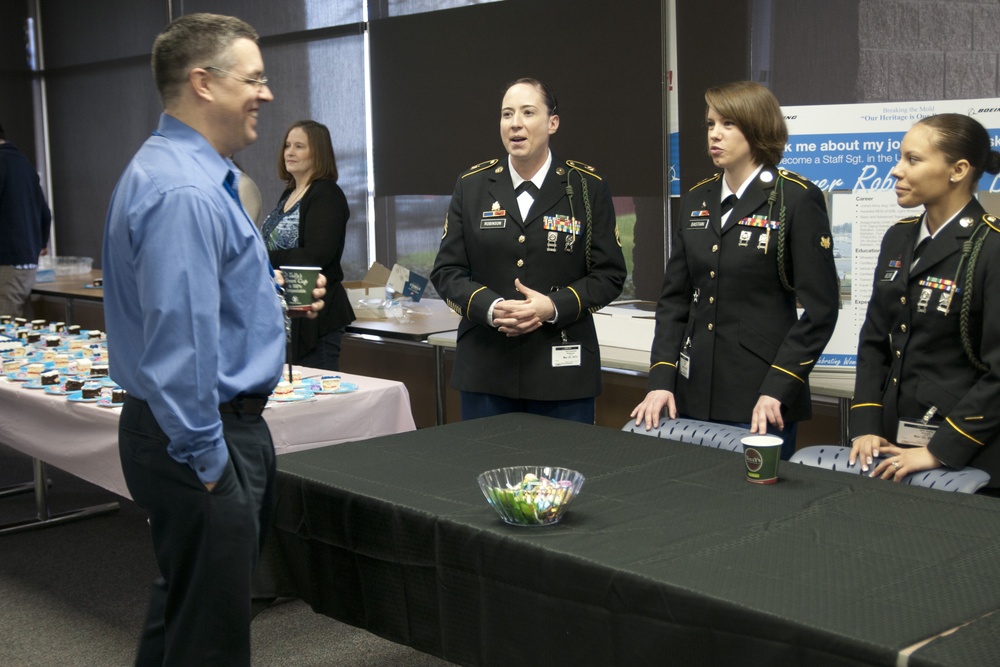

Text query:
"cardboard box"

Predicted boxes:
[[344, 262, 392, 319], [345, 261, 433, 319], [592, 300, 657, 352]]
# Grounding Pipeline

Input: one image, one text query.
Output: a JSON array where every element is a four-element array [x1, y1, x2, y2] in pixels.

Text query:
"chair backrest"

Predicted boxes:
[[788, 446, 864, 474], [790, 445, 991, 494], [621, 418, 747, 452]]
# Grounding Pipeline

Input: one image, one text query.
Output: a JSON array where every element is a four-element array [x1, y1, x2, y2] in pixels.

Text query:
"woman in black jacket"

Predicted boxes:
[[849, 113, 1000, 488], [262, 120, 354, 370], [631, 81, 839, 459]]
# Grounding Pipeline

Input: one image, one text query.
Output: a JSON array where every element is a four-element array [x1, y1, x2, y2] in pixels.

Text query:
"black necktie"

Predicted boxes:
[[720, 194, 737, 217], [515, 181, 539, 197]]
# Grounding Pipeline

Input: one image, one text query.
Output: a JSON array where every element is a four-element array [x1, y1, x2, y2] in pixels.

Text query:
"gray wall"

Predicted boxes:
[[858, 0, 1000, 101]]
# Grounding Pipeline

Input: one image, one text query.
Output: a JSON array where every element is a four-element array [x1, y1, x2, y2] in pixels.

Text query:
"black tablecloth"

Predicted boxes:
[[269, 414, 1000, 667]]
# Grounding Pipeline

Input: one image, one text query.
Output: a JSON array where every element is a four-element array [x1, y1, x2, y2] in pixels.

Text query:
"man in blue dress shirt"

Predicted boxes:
[[103, 13, 322, 666]]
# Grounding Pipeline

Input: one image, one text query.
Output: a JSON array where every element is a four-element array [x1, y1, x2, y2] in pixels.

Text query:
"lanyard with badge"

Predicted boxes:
[[896, 406, 938, 447], [552, 329, 582, 367]]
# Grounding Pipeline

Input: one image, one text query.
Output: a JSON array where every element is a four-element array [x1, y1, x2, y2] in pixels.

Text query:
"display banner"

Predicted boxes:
[[777, 99, 1000, 370], [667, 0, 680, 197]]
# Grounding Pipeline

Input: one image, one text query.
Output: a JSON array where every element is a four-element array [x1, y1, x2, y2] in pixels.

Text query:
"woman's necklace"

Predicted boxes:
[[284, 182, 310, 212]]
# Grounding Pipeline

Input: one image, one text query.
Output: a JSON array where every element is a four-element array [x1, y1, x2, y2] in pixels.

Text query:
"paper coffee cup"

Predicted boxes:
[[742, 434, 783, 484], [280, 265, 321, 311]]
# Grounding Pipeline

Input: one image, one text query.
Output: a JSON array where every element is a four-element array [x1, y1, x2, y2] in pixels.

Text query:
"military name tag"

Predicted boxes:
[[480, 218, 506, 229], [880, 270, 898, 282], [896, 419, 936, 447], [552, 344, 582, 367], [688, 219, 709, 230]]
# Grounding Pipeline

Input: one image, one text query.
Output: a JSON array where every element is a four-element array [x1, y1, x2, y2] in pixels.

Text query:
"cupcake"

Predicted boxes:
[[273, 380, 294, 397]]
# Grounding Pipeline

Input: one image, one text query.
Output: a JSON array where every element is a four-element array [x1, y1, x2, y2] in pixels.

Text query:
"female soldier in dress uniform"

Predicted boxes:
[[849, 113, 1000, 489], [431, 78, 626, 424], [631, 81, 840, 459]]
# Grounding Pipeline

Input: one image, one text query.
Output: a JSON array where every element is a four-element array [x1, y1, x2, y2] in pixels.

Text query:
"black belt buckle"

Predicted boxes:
[[219, 395, 268, 417]]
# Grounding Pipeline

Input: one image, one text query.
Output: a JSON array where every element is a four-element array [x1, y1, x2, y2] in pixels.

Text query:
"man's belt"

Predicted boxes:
[[218, 395, 268, 416]]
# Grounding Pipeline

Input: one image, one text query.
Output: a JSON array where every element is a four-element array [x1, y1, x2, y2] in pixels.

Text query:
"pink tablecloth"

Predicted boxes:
[[0, 368, 415, 498]]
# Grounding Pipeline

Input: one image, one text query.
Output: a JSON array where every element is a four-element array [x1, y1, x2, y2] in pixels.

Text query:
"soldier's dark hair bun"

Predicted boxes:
[[984, 150, 1000, 176]]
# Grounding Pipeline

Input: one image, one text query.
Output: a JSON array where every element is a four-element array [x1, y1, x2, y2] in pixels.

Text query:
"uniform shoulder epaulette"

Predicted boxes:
[[462, 158, 499, 178], [895, 216, 921, 225], [689, 173, 721, 192], [565, 159, 603, 181], [982, 213, 1000, 233], [777, 168, 810, 189]]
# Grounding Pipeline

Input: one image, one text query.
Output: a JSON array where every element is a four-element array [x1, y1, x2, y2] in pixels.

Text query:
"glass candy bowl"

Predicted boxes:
[[477, 466, 585, 526]]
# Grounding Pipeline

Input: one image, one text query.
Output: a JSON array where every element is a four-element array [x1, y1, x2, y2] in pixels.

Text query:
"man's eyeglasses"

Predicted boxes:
[[202, 66, 270, 91]]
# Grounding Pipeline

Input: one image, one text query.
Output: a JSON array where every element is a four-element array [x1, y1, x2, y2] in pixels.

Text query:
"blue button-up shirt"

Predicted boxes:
[[103, 114, 285, 484]]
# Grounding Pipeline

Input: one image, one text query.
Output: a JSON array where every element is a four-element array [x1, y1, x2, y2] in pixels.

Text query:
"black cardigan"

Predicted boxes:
[[267, 178, 355, 362]]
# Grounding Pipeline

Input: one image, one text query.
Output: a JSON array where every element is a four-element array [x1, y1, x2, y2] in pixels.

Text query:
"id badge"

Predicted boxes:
[[552, 344, 582, 367], [679, 352, 691, 379], [896, 419, 937, 447]]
